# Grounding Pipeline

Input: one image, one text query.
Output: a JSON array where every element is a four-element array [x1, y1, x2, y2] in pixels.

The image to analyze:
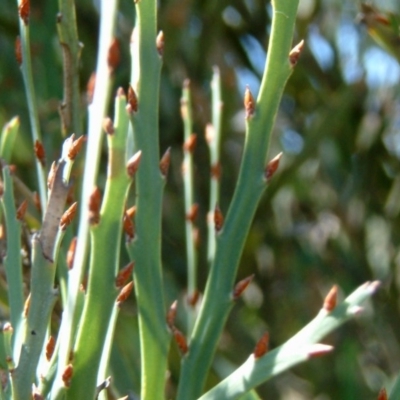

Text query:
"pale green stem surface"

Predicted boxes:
[[126, 1, 169, 399], [0, 117, 19, 163], [177, 1, 299, 398]]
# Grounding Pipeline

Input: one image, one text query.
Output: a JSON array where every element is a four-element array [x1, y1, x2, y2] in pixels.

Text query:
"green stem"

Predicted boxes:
[[177, 1, 299, 398], [126, 1, 169, 399]]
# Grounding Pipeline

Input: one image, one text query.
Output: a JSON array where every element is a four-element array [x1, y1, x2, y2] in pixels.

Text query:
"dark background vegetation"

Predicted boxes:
[[1, 0, 400, 398]]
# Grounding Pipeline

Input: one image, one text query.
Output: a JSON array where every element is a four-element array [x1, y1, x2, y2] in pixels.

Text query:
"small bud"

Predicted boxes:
[[214, 204, 224, 232], [186, 203, 199, 223], [307, 343, 334, 359], [211, 162, 221, 180], [34, 140, 46, 167], [33, 191, 41, 213], [183, 134, 197, 153], [265, 152, 282, 181], [232, 274, 254, 300], [127, 85, 138, 113], [18, 0, 30, 24], [16, 199, 28, 221], [47, 162, 57, 190], [60, 202, 78, 230], [23, 293, 31, 317], [103, 117, 115, 135], [15, 36, 22, 65], [116, 262, 134, 288], [67, 135, 86, 160], [62, 364, 73, 387], [123, 213, 134, 239], [378, 388, 388, 400], [45, 336, 55, 361], [66, 237, 77, 270], [187, 290, 199, 307], [172, 327, 188, 355], [87, 72, 96, 104], [126, 151, 142, 177], [126, 205, 136, 219], [88, 187, 102, 225], [253, 332, 269, 359], [244, 86, 255, 119], [156, 31, 165, 56], [289, 40, 305, 67], [116, 281, 134, 304], [323, 285, 338, 312], [107, 38, 120, 72], [167, 300, 178, 328], [159, 147, 171, 177]]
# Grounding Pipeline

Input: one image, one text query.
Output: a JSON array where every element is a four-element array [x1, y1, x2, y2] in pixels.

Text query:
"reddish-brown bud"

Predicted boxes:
[[68, 135, 86, 160], [66, 237, 77, 270], [378, 388, 388, 400], [45, 336, 56, 361], [107, 38, 120, 72], [127, 85, 138, 113], [156, 31, 165, 56], [33, 191, 41, 213], [253, 332, 269, 359], [18, 0, 30, 24], [244, 86, 255, 119], [183, 134, 197, 153], [211, 162, 221, 180], [186, 203, 199, 223], [47, 162, 57, 190], [116, 281, 134, 304], [232, 274, 254, 300], [265, 152, 282, 181], [87, 72, 96, 104], [159, 147, 171, 177], [16, 199, 28, 221], [60, 202, 78, 230], [123, 213, 134, 239], [103, 117, 115, 135], [116, 262, 134, 288], [289, 40, 305, 67], [187, 290, 200, 307], [34, 140, 46, 167], [15, 36, 22, 65], [214, 204, 224, 232], [167, 300, 178, 328], [173, 327, 188, 355], [88, 187, 102, 225], [62, 364, 73, 387], [323, 285, 338, 312], [126, 151, 142, 177]]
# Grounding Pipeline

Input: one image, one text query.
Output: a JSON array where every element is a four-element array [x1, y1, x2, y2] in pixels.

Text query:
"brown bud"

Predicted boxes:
[[156, 31, 165, 56], [126, 206, 136, 219], [16, 199, 28, 221], [68, 135, 86, 160], [214, 204, 224, 232], [116, 281, 134, 304], [173, 327, 188, 355], [88, 187, 102, 225], [60, 202, 78, 230], [244, 86, 255, 119], [289, 40, 305, 67], [186, 203, 199, 223], [323, 285, 338, 312], [187, 290, 199, 307], [265, 152, 282, 181], [123, 213, 134, 239], [34, 140, 46, 167], [126, 151, 142, 177], [18, 0, 30, 24], [33, 191, 41, 213], [253, 332, 269, 359], [15, 36, 22, 65], [183, 134, 197, 153], [127, 85, 138, 113], [103, 117, 115, 135], [232, 274, 254, 300], [45, 336, 56, 361], [378, 388, 388, 400], [23, 293, 31, 317], [166, 300, 178, 328], [62, 364, 73, 387], [47, 162, 57, 190], [116, 262, 134, 288], [86, 72, 96, 104], [66, 237, 77, 270], [107, 38, 120, 72], [211, 162, 221, 180], [159, 147, 171, 177]]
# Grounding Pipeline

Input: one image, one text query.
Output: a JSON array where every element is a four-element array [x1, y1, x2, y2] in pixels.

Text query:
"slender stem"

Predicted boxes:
[[126, 1, 169, 399], [177, 1, 299, 398]]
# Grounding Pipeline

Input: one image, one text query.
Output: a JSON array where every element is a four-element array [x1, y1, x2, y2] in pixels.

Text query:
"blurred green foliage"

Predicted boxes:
[[1, 0, 400, 398]]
